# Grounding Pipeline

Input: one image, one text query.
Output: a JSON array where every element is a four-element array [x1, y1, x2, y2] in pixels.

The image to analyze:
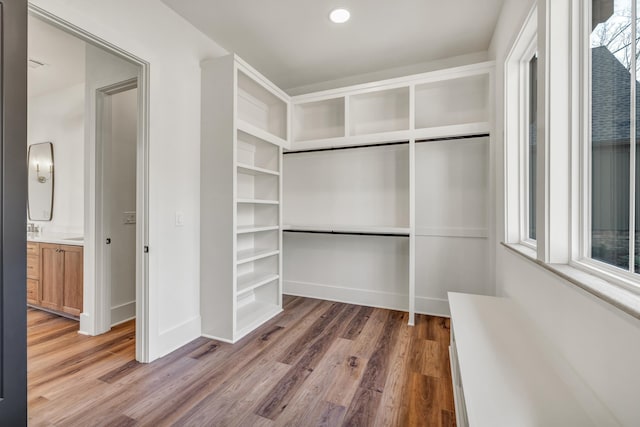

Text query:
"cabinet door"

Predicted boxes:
[[39, 243, 63, 311], [26, 279, 39, 305], [61, 245, 83, 317]]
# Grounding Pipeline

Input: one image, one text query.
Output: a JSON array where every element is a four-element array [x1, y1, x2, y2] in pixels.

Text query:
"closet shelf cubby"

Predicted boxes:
[[289, 61, 493, 151], [236, 272, 279, 295]]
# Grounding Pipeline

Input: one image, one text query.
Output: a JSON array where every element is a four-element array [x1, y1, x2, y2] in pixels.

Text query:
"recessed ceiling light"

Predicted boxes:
[[329, 8, 351, 24]]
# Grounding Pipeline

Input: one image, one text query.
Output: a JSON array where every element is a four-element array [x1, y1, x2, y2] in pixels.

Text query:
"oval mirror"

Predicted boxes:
[[27, 142, 54, 221]]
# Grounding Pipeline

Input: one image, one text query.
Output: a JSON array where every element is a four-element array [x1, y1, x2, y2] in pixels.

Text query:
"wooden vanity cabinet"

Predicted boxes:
[[26, 242, 40, 305], [35, 243, 83, 317]]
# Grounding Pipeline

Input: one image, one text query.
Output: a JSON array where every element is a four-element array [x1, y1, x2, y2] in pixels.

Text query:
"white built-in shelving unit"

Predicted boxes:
[[284, 61, 494, 323], [200, 55, 492, 336], [201, 54, 288, 342]]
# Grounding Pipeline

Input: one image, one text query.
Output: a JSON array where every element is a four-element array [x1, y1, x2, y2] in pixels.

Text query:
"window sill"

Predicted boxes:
[[501, 242, 640, 321]]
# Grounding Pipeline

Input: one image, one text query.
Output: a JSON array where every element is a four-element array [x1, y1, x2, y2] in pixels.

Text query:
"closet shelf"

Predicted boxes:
[[288, 129, 411, 152], [413, 122, 491, 141], [237, 248, 280, 265], [237, 119, 288, 148], [286, 122, 490, 152], [236, 300, 282, 338], [237, 163, 280, 176], [237, 198, 280, 205], [236, 272, 279, 296], [237, 225, 280, 234], [283, 224, 410, 237]]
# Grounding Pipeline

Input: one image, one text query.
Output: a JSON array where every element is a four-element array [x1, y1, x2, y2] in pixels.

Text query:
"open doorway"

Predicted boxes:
[[97, 81, 139, 329], [26, 6, 150, 365]]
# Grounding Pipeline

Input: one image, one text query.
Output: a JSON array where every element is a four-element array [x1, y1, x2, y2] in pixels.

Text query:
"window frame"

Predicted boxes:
[[570, 0, 640, 294], [503, 4, 537, 250], [504, 0, 640, 319], [523, 48, 538, 248]]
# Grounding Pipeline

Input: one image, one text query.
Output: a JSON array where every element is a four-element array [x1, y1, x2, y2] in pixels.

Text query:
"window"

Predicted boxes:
[[589, 0, 638, 273], [528, 55, 538, 242]]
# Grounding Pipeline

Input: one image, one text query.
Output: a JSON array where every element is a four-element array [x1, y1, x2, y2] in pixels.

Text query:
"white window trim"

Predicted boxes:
[[504, 4, 537, 248], [522, 43, 538, 249]]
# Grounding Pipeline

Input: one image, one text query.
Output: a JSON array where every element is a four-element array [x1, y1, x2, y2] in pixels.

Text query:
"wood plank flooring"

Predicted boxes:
[[28, 296, 455, 426]]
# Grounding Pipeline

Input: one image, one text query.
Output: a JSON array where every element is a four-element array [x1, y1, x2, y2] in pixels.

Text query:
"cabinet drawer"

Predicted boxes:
[[27, 256, 40, 279], [27, 242, 39, 257], [27, 279, 39, 303]]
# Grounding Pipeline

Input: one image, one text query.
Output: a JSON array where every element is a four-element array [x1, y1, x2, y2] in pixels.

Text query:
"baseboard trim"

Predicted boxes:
[[111, 301, 136, 326], [284, 280, 451, 317], [415, 296, 451, 317], [155, 316, 202, 359], [201, 333, 234, 344]]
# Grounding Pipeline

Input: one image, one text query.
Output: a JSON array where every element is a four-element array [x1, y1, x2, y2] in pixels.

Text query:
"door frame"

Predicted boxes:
[[28, 5, 151, 362], [95, 78, 138, 332]]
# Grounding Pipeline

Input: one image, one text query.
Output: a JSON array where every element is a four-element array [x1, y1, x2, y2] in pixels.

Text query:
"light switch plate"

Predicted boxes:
[[123, 211, 136, 224], [175, 211, 185, 227]]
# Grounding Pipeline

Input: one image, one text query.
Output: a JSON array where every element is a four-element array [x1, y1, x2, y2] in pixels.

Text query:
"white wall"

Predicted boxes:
[[28, 82, 85, 234], [31, 0, 227, 361], [491, 1, 640, 425], [108, 88, 138, 325]]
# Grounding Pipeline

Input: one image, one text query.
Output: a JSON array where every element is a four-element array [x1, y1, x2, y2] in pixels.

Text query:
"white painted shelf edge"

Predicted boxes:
[[448, 292, 617, 427], [287, 122, 490, 151], [237, 198, 280, 205], [283, 224, 410, 235], [235, 300, 282, 339], [237, 163, 280, 176], [236, 248, 280, 265], [287, 130, 411, 151], [237, 225, 280, 234], [413, 122, 490, 140], [237, 119, 288, 148], [236, 272, 279, 295]]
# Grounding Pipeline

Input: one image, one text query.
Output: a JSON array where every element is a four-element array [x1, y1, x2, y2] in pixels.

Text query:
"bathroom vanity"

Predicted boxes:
[[27, 235, 83, 318]]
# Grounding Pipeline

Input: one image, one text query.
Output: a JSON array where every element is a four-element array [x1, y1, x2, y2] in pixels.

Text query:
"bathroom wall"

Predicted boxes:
[[27, 82, 85, 235]]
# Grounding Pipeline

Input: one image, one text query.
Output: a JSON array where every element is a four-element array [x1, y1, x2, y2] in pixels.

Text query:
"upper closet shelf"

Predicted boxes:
[[413, 122, 491, 142], [283, 224, 410, 237], [237, 119, 288, 148], [289, 61, 493, 151], [285, 130, 412, 152]]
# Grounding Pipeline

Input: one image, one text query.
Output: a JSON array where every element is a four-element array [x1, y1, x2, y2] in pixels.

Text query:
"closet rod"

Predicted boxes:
[[284, 140, 409, 155], [283, 229, 410, 238], [415, 133, 490, 144]]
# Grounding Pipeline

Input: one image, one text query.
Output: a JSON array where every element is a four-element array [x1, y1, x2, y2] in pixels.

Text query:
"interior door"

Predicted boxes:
[[0, 0, 28, 424]]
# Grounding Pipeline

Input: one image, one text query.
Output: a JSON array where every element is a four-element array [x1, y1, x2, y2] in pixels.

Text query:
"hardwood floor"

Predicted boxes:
[[28, 296, 455, 426]]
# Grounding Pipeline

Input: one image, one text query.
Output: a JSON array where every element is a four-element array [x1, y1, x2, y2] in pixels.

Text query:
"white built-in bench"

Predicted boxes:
[[448, 292, 619, 427]]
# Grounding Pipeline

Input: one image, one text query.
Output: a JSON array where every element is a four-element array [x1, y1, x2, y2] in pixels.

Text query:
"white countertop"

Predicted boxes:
[[27, 233, 84, 247]]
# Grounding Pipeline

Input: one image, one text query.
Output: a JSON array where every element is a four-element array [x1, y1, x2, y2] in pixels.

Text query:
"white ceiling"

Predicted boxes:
[[162, 0, 505, 92], [28, 16, 86, 98]]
